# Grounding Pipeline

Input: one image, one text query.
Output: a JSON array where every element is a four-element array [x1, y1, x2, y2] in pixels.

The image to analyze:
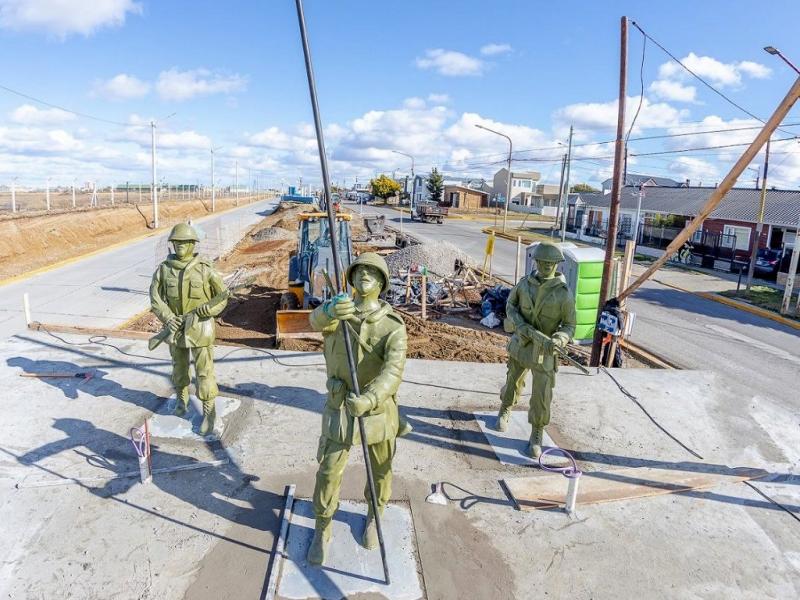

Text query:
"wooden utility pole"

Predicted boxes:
[[590, 16, 628, 367], [618, 75, 800, 303], [746, 139, 770, 291]]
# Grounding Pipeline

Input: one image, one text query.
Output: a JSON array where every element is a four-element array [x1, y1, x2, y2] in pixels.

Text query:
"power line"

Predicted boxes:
[[0, 82, 133, 127], [630, 20, 796, 137]]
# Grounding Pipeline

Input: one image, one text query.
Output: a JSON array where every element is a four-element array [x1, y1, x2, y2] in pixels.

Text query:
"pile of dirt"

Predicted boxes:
[[403, 312, 508, 362], [0, 196, 258, 280], [250, 226, 293, 241]]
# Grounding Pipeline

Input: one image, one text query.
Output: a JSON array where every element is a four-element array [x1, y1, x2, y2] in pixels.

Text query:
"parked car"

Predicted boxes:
[[754, 248, 782, 279]]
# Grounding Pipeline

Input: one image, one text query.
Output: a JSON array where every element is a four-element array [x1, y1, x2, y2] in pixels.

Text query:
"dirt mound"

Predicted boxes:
[[403, 312, 508, 362], [251, 226, 293, 241]]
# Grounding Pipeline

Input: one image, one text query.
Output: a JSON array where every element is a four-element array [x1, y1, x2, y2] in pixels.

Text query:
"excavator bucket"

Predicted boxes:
[[275, 310, 322, 344]]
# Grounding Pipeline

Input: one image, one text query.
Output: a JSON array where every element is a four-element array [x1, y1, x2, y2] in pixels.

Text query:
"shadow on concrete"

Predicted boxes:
[[7, 356, 163, 410], [439, 481, 514, 510]]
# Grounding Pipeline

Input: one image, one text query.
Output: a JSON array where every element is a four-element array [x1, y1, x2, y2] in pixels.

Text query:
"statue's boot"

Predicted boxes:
[[397, 417, 413, 437], [361, 508, 384, 550], [173, 387, 190, 417], [307, 517, 332, 565], [527, 427, 544, 458], [495, 408, 510, 432], [199, 399, 216, 436]]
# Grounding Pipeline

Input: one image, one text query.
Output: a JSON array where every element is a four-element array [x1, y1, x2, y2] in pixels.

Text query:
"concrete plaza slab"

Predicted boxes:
[[278, 500, 423, 600], [474, 410, 569, 467], [150, 394, 241, 442]]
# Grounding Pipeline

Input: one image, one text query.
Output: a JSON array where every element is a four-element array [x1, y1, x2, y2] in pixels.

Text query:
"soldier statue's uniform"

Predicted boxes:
[[150, 223, 228, 436], [306, 252, 407, 565], [497, 243, 576, 457]]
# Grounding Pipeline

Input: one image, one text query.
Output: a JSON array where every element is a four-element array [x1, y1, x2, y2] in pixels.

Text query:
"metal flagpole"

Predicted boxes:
[[294, 0, 390, 584]]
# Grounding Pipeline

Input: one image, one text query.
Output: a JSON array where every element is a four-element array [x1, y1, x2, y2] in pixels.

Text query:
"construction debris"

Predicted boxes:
[[250, 226, 294, 241], [385, 241, 474, 277]]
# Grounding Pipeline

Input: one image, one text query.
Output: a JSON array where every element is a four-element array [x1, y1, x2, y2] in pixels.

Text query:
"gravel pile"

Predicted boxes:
[[385, 241, 474, 276], [251, 226, 294, 241]]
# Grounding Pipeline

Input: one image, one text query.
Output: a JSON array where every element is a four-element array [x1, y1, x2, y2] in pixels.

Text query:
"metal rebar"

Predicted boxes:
[[294, 0, 390, 584]]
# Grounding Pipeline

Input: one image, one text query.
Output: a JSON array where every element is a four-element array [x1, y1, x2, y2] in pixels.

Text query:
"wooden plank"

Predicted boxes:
[[503, 466, 768, 511], [29, 321, 152, 340]]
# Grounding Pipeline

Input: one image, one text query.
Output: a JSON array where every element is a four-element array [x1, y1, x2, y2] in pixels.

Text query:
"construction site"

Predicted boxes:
[[1, 4, 799, 600]]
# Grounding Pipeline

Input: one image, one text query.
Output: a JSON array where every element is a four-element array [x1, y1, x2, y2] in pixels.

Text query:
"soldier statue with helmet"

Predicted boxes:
[[149, 223, 229, 436], [305, 251, 408, 566], [497, 242, 576, 458]]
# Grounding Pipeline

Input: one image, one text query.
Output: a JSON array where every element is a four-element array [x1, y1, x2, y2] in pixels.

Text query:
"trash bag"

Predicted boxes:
[[480, 312, 501, 328], [480, 285, 511, 319]]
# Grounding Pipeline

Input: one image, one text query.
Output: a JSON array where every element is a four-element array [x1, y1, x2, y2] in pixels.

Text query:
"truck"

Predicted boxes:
[[411, 201, 448, 224]]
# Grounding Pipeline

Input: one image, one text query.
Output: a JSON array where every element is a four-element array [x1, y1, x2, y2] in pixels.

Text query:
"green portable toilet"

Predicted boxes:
[[561, 247, 607, 344]]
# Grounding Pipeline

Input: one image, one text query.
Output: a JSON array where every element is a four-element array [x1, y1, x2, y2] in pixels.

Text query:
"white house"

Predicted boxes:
[[492, 168, 541, 207]]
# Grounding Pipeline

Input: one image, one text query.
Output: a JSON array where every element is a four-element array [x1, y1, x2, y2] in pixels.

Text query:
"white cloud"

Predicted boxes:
[[553, 96, 687, 131], [9, 104, 75, 125], [416, 49, 484, 76], [427, 93, 450, 104], [668, 156, 719, 185], [0, 0, 141, 37], [648, 79, 697, 103], [658, 53, 771, 88], [158, 130, 210, 150], [403, 97, 426, 109], [0, 126, 82, 153], [92, 73, 150, 100], [480, 43, 512, 56], [156, 68, 248, 101]]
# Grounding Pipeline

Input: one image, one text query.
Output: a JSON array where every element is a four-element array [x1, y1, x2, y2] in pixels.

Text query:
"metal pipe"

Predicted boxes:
[[151, 120, 159, 228], [560, 125, 573, 242], [294, 0, 390, 584]]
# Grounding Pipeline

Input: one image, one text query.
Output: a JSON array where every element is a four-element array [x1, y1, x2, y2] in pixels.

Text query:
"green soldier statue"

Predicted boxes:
[[306, 252, 407, 566], [497, 242, 576, 458], [149, 223, 229, 436]]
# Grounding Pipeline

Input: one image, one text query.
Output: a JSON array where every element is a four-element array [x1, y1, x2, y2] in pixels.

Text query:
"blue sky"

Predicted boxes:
[[2, 0, 800, 189]]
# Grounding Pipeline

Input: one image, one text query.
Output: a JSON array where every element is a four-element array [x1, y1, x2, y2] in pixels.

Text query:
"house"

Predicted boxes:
[[491, 168, 541, 207], [572, 186, 800, 258], [442, 184, 489, 210], [411, 174, 430, 204], [601, 173, 684, 194]]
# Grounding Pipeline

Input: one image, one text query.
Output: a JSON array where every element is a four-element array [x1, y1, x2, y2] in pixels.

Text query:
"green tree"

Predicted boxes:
[[571, 182, 599, 193], [426, 168, 444, 204], [370, 174, 402, 204]]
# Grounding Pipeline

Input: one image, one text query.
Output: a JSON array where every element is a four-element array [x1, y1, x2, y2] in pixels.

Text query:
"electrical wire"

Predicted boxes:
[[0, 83, 132, 127], [630, 20, 797, 138]]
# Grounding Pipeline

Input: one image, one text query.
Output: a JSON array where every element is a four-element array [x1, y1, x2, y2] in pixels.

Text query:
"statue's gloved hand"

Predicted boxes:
[[327, 294, 356, 321], [551, 332, 569, 350], [195, 303, 212, 318], [167, 314, 184, 333], [345, 392, 375, 417]]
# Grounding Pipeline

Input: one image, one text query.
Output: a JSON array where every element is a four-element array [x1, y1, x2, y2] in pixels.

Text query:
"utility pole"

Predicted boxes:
[[151, 120, 159, 228], [553, 154, 567, 234], [235, 160, 239, 205], [590, 16, 627, 367], [71, 179, 76, 209], [211, 147, 216, 212], [392, 150, 414, 209], [126, 181, 129, 204], [11, 177, 17, 213], [560, 124, 573, 242], [46, 177, 51, 211], [746, 139, 770, 291], [632, 184, 644, 246]]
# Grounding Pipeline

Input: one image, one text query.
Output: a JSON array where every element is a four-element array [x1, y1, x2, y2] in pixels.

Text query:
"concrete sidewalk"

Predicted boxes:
[[0, 332, 797, 599]]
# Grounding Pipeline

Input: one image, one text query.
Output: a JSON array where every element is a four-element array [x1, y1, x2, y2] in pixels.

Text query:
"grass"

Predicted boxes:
[[719, 285, 800, 320]]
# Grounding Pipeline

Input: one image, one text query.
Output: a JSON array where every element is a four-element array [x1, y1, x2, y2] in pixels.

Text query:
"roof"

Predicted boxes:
[[602, 173, 683, 188], [495, 167, 541, 179], [578, 186, 800, 227], [443, 184, 489, 196]]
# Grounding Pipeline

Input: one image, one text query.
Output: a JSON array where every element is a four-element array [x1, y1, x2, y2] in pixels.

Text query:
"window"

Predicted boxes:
[[723, 224, 751, 251]]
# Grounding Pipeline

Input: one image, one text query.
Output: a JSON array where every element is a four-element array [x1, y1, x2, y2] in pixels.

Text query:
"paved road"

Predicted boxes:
[[0, 198, 279, 340], [357, 201, 799, 412]]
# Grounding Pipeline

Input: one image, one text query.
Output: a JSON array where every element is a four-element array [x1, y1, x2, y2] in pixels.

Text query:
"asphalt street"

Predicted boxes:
[[357, 201, 800, 413], [0, 198, 279, 340]]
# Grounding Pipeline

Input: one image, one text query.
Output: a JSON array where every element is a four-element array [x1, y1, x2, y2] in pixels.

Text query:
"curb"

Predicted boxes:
[[696, 292, 800, 330]]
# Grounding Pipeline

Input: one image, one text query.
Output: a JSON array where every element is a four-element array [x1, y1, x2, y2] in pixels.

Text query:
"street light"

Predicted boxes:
[[391, 150, 414, 210], [764, 46, 800, 314], [475, 124, 513, 232], [210, 146, 223, 212], [150, 112, 176, 229]]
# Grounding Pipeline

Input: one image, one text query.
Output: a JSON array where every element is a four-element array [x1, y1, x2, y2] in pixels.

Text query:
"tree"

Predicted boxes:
[[571, 182, 599, 193], [370, 174, 402, 204], [426, 168, 444, 204]]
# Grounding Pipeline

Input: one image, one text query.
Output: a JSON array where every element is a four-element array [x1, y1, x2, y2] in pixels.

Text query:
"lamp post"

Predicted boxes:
[[475, 124, 513, 232], [764, 46, 800, 314], [210, 146, 223, 212], [392, 150, 414, 210]]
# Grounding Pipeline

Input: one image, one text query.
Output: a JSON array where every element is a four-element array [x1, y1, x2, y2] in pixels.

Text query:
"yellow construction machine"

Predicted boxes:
[[275, 211, 353, 343]]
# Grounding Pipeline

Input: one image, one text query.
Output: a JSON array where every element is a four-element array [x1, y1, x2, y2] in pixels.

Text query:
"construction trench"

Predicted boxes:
[[1, 198, 798, 599]]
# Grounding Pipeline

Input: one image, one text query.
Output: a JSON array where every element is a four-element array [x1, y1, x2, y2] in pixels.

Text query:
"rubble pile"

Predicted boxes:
[[251, 226, 294, 241], [385, 241, 474, 276]]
